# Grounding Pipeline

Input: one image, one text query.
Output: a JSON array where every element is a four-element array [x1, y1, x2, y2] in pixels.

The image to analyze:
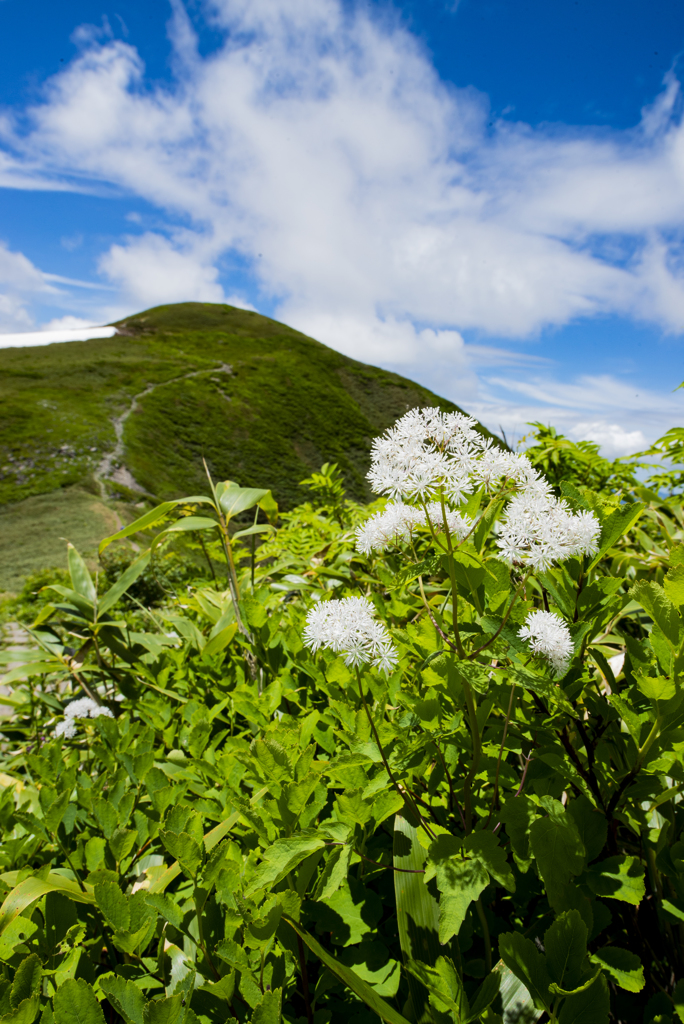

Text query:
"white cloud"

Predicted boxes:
[[1, 0, 684, 450], [98, 232, 226, 308], [0, 325, 117, 349], [570, 422, 647, 458], [0, 241, 57, 330]]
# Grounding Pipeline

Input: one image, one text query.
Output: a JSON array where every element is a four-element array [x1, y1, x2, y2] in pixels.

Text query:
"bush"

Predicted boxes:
[[1, 416, 684, 1024]]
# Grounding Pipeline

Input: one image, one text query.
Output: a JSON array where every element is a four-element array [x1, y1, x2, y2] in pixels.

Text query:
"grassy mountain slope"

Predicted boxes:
[[1, 301, 494, 510]]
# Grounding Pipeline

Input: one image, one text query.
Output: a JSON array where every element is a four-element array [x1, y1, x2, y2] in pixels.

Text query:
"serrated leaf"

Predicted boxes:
[[544, 911, 587, 993], [632, 581, 680, 647], [558, 973, 610, 1024], [94, 881, 130, 932], [53, 979, 106, 1024], [590, 947, 644, 992], [244, 830, 327, 896], [529, 806, 585, 909], [99, 975, 145, 1024], [10, 955, 41, 1009], [583, 855, 645, 905]]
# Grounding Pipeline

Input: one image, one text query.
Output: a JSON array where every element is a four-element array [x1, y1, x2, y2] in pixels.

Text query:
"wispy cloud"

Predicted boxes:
[[0, 0, 683, 448]]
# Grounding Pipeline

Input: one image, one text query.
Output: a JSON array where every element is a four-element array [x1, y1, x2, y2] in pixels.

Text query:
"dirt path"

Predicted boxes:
[[95, 361, 233, 500]]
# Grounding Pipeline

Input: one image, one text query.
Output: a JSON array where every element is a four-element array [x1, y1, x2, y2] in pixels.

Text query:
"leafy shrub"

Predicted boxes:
[[1, 415, 684, 1024]]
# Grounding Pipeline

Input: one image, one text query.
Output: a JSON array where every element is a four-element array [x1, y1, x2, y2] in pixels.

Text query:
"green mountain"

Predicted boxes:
[[0, 302, 495, 590]]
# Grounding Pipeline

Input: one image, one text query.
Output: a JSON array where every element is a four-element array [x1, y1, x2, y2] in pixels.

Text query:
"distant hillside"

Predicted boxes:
[[1, 302, 497, 512]]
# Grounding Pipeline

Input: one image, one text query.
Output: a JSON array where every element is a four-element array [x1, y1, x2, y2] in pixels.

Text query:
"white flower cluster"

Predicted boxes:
[[303, 596, 398, 675], [54, 697, 113, 739], [497, 492, 601, 571], [355, 501, 472, 554], [361, 407, 600, 569], [518, 610, 574, 674]]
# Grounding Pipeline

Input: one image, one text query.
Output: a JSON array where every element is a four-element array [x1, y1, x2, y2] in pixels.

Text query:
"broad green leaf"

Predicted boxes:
[[0, 997, 40, 1024], [590, 948, 644, 992], [99, 975, 145, 1024], [10, 955, 41, 1009], [340, 943, 401, 998], [529, 806, 585, 909], [494, 959, 543, 1023], [406, 957, 469, 1022], [219, 485, 270, 519], [631, 581, 680, 647], [314, 844, 351, 901], [544, 911, 587, 993], [232, 523, 275, 541], [558, 973, 610, 1024], [636, 673, 677, 703], [251, 988, 282, 1024], [109, 828, 137, 864], [665, 565, 684, 610], [67, 544, 97, 605], [284, 917, 411, 1024], [94, 881, 130, 932], [142, 995, 183, 1024], [500, 795, 538, 861], [498, 933, 552, 1014], [583, 855, 645, 905], [566, 797, 607, 864], [53, 979, 106, 1024], [244, 830, 327, 896], [159, 831, 202, 878], [673, 978, 684, 1023], [588, 502, 645, 569], [161, 516, 219, 535], [0, 874, 93, 937], [464, 831, 515, 892], [98, 550, 152, 616], [43, 791, 70, 834], [393, 811, 441, 1024], [201, 623, 238, 659]]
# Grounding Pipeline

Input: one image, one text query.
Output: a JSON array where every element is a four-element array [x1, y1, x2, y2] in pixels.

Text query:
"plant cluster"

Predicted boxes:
[[2, 410, 684, 1024]]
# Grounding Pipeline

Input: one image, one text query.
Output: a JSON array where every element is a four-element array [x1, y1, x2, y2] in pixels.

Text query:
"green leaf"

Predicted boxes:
[[672, 978, 684, 1023], [67, 544, 97, 605], [201, 623, 238, 659], [43, 791, 70, 835], [53, 980, 106, 1024], [0, 998, 40, 1024], [636, 673, 677, 703], [284, 917, 411, 1024], [142, 996, 183, 1024], [590, 947, 645, 992], [544, 911, 587, 993], [558, 973, 610, 1024], [529, 806, 585, 909], [98, 551, 152, 616], [464, 832, 515, 892], [99, 975, 145, 1024], [244, 830, 327, 896], [94, 881, 130, 932], [393, 813, 441, 1023], [314, 845, 351, 901], [588, 502, 645, 569], [99, 498, 212, 554], [10, 956, 41, 1009], [145, 893, 184, 931], [219, 485, 271, 519], [159, 831, 202, 878], [494, 959, 543, 1023], [109, 829, 138, 865], [0, 874, 93, 937], [665, 565, 684, 610], [467, 971, 501, 1022], [632, 581, 680, 647], [583, 855, 645, 905], [233, 523, 275, 541], [250, 989, 282, 1024], [406, 957, 469, 1022], [498, 933, 552, 1014]]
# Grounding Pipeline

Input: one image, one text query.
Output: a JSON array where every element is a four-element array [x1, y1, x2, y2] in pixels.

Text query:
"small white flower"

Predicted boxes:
[[303, 596, 398, 676], [54, 696, 114, 739], [355, 502, 425, 554], [519, 610, 574, 674]]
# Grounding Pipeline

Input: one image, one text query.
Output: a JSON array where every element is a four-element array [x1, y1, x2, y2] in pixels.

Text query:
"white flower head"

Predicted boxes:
[[303, 596, 398, 676], [497, 494, 600, 570], [519, 610, 574, 674], [54, 696, 114, 739]]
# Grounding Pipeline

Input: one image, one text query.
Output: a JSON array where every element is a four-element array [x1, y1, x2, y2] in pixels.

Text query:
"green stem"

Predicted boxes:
[[462, 679, 480, 831]]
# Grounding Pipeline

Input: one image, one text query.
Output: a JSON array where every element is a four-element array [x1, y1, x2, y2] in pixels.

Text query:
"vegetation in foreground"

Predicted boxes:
[[0, 416, 683, 1024]]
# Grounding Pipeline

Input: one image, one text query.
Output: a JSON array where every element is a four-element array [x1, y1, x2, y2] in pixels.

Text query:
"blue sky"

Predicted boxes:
[[1, 0, 684, 454]]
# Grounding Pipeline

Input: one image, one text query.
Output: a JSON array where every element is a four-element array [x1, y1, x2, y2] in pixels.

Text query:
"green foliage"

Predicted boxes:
[[0, 302, 494, 512], [3, 419, 684, 1024]]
